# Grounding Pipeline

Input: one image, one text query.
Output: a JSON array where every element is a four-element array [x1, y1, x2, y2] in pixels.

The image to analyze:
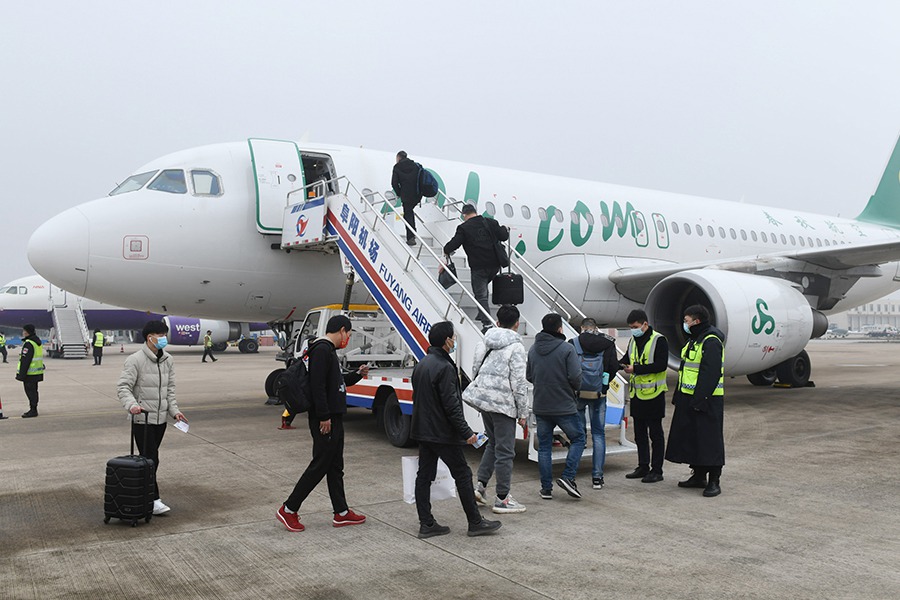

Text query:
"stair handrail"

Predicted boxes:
[[302, 176, 497, 329]]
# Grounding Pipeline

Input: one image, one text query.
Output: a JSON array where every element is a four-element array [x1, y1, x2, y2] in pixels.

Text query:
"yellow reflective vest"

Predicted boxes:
[[678, 334, 724, 396], [204, 334, 212, 348], [627, 330, 668, 400], [94, 332, 104, 347], [0, 333, 5, 347], [19, 339, 45, 376]]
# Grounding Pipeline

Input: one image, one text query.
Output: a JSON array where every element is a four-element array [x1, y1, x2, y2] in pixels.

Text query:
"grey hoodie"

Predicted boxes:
[[526, 331, 582, 416], [462, 327, 528, 419]]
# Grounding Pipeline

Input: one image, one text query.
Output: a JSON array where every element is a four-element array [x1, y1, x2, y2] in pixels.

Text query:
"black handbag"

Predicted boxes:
[[439, 256, 458, 289]]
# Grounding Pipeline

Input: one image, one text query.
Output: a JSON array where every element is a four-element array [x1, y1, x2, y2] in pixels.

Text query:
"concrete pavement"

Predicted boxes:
[[0, 340, 898, 599]]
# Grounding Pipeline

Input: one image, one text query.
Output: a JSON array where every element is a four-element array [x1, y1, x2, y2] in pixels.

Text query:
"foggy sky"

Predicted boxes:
[[3, 1, 900, 288]]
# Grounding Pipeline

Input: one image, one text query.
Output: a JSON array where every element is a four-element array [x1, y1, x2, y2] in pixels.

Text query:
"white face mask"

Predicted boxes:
[[630, 327, 644, 337]]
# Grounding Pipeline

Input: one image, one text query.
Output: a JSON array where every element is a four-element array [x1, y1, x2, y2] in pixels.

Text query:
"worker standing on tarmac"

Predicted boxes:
[[202, 330, 217, 363], [0, 331, 7, 363], [620, 309, 668, 483], [666, 305, 726, 498], [17, 324, 44, 418], [92, 329, 104, 366]]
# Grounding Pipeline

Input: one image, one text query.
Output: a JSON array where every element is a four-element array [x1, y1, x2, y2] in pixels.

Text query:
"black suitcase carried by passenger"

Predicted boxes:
[[491, 236, 524, 305], [104, 410, 155, 526]]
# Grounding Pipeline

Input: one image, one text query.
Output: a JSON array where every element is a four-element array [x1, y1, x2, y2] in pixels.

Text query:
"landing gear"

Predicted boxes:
[[746, 368, 777, 386], [775, 350, 812, 387], [212, 342, 228, 353], [239, 339, 259, 353]]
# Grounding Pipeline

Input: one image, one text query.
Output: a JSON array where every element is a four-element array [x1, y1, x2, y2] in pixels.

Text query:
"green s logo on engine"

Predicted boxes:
[[751, 298, 776, 335]]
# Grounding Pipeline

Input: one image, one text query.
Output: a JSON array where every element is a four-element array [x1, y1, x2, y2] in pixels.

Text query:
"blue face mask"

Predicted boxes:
[[683, 322, 692, 334], [630, 328, 644, 337], [155, 336, 168, 349]]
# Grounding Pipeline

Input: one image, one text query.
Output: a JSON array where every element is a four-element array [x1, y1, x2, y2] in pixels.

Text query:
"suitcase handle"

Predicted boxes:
[[131, 409, 149, 456]]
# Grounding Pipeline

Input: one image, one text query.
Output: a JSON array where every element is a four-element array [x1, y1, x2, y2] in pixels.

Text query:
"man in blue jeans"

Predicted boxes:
[[569, 318, 620, 490], [526, 313, 584, 499]]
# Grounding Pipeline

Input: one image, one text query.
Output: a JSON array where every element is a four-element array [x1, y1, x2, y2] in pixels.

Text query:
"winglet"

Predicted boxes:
[[857, 134, 900, 228]]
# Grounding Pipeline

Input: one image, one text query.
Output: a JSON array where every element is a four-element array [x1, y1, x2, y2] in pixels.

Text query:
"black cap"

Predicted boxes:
[[461, 203, 477, 215]]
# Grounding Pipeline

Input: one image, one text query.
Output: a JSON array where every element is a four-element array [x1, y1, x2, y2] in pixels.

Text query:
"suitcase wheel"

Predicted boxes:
[[145, 516, 152, 523], [103, 516, 110, 524], [131, 520, 138, 527]]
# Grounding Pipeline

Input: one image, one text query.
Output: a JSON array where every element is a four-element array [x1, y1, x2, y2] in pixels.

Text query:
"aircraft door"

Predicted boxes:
[[248, 138, 306, 233], [631, 211, 649, 247]]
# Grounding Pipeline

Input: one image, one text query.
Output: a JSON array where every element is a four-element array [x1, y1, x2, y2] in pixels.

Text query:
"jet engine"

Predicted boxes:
[[644, 270, 827, 377], [163, 317, 242, 346]]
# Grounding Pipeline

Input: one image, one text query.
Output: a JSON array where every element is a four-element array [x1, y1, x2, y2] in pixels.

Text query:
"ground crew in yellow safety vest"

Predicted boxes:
[[93, 329, 104, 366], [0, 332, 7, 363], [665, 304, 726, 498], [202, 330, 217, 363], [17, 324, 44, 418], [619, 309, 669, 483]]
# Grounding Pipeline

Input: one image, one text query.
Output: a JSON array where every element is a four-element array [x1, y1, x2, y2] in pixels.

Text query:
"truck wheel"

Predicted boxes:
[[746, 368, 777, 386], [383, 393, 412, 447], [264, 368, 285, 398], [776, 350, 811, 387]]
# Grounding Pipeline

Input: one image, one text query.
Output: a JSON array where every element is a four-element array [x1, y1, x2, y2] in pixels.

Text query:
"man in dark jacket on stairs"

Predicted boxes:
[[391, 151, 423, 246], [443, 204, 510, 328]]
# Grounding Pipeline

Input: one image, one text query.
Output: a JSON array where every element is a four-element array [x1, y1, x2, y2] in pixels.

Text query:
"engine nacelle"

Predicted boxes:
[[163, 317, 241, 346], [644, 270, 815, 377]]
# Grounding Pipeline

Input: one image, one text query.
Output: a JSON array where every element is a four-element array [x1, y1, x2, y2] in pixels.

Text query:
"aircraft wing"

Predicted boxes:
[[609, 237, 900, 305]]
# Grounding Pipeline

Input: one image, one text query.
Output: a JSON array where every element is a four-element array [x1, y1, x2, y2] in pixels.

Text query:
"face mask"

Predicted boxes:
[[447, 339, 456, 352], [683, 322, 692, 334], [339, 333, 350, 349], [630, 328, 644, 338], [155, 336, 168, 349]]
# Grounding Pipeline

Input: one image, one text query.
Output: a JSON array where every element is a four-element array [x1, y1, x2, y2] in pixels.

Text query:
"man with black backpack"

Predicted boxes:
[[443, 204, 510, 329], [391, 150, 424, 246], [276, 315, 369, 532], [569, 318, 620, 490]]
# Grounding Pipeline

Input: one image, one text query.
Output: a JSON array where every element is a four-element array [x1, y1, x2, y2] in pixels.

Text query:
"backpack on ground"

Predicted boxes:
[[573, 337, 604, 393], [416, 164, 439, 198], [275, 340, 327, 415]]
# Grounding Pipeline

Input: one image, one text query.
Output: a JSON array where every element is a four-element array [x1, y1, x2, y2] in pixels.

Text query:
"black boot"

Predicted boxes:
[[22, 409, 38, 418], [678, 468, 707, 488], [703, 467, 722, 497]]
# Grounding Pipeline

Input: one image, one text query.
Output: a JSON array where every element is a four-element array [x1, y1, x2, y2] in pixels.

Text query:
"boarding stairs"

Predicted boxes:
[[51, 301, 90, 359], [282, 179, 635, 460]]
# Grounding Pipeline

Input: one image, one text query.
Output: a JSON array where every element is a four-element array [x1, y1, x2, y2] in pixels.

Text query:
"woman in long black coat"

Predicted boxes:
[[666, 318, 726, 497]]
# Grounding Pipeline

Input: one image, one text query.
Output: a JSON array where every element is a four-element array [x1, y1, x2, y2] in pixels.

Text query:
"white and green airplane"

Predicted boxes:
[[27, 135, 900, 386]]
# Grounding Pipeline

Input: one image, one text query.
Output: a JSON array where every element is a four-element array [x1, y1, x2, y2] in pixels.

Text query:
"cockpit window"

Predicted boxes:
[[191, 170, 222, 196], [0, 287, 7, 293], [148, 169, 187, 194], [18, 287, 27, 294], [4, 286, 18, 294], [109, 170, 158, 196]]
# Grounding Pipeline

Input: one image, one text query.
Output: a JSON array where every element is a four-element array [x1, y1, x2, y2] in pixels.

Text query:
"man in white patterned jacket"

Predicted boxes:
[[462, 305, 529, 514]]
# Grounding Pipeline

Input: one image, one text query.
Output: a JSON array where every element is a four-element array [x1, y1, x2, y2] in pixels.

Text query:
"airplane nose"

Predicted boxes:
[[27, 207, 90, 296]]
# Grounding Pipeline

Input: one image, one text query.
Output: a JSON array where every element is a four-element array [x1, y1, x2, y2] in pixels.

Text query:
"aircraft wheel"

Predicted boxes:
[[264, 368, 285, 398], [212, 342, 228, 352], [383, 393, 413, 447], [244, 339, 259, 353], [775, 350, 811, 387], [746, 368, 777, 386]]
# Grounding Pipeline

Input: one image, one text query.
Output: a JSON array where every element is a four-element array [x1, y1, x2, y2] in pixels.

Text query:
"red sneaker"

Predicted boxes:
[[332, 509, 366, 527], [276, 505, 304, 532]]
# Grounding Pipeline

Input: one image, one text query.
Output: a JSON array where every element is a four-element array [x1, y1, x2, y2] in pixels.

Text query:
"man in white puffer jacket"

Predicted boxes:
[[463, 305, 529, 514]]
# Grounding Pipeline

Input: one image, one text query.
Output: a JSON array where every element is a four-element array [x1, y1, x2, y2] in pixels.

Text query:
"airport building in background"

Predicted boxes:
[[830, 294, 900, 331]]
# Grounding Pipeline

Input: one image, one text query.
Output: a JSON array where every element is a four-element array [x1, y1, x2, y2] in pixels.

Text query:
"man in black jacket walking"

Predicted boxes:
[[411, 321, 501, 539], [443, 204, 510, 328], [276, 315, 370, 532], [391, 151, 423, 246]]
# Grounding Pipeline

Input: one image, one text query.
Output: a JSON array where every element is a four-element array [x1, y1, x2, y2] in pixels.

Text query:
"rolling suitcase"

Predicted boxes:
[[104, 411, 155, 526], [491, 236, 524, 305]]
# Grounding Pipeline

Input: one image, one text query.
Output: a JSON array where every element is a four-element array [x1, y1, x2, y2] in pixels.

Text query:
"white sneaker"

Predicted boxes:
[[474, 481, 487, 506], [492, 494, 527, 514], [152, 499, 171, 515]]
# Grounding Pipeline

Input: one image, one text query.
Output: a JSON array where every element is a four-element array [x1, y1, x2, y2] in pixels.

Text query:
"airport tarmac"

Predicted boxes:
[[0, 340, 898, 599]]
